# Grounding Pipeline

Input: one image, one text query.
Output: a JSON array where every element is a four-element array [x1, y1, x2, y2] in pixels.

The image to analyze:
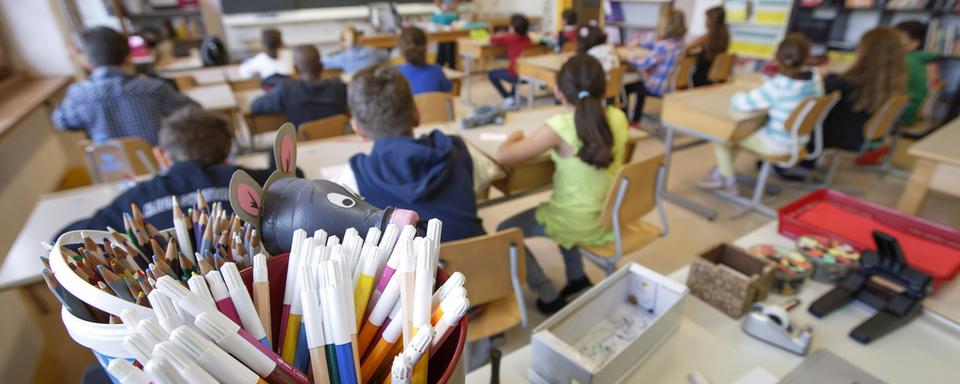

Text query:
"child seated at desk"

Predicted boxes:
[[487, 14, 533, 107], [397, 27, 453, 95], [61, 107, 275, 234], [496, 54, 629, 314], [577, 25, 620, 72], [687, 6, 730, 87], [557, 9, 578, 51], [250, 45, 348, 126], [624, 9, 687, 124], [323, 26, 391, 75], [52, 26, 197, 145], [333, 63, 488, 242], [237, 29, 293, 90], [698, 33, 822, 195], [897, 21, 939, 127]]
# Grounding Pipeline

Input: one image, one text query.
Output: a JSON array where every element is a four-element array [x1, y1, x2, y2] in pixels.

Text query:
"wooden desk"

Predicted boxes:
[[516, 52, 572, 90], [359, 29, 472, 49], [154, 48, 203, 72], [897, 117, 960, 214], [235, 88, 265, 115], [458, 38, 506, 103], [0, 182, 126, 291], [184, 84, 238, 112], [0, 75, 70, 138], [466, 222, 960, 383]]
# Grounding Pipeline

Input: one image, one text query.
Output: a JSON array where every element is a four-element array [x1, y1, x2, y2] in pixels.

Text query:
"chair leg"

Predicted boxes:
[[508, 245, 528, 328], [751, 161, 777, 218], [823, 151, 842, 185]]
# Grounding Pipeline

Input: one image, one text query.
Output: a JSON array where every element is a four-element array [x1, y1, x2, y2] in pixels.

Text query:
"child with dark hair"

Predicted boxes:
[[52, 26, 197, 145], [896, 20, 938, 126], [333, 63, 490, 242], [688, 6, 730, 87], [577, 25, 620, 71], [250, 45, 348, 126], [60, 107, 274, 233], [238, 29, 293, 89], [397, 27, 453, 95], [495, 54, 630, 314], [557, 9, 578, 50], [487, 14, 533, 106], [698, 33, 822, 195]]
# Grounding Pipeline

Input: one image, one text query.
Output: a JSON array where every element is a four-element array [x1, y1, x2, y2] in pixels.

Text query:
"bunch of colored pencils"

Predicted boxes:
[[50, 211, 468, 383]]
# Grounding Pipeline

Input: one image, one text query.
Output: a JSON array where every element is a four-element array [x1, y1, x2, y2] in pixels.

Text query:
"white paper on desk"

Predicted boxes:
[[479, 132, 508, 142], [732, 367, 778, 384], [319, 165, 347, 179]]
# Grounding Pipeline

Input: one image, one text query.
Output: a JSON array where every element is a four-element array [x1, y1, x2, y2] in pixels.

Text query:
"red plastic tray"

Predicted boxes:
[[778, 189, 960, 288]]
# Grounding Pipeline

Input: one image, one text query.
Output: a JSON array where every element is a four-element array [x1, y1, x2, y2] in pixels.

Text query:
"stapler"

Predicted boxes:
[[742, 299, 812, 355], [808, 231, 932, 344]]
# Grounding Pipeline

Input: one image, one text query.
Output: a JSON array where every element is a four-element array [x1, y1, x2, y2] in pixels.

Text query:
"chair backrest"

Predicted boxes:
[[81, 138, 158, 183], [862, 94, 911, 143], [438, 228, 526, 308], [707, 52, 735, 83], [298, 114, 350, 141], [519, 45, 552, 58], [601, 153, 665, 228], [561, 41, 577, 52], [604, 65, 624, 107], [414, 92, 456, 124], [783, 91, 841, 138], [247, 113, 287, 136], [667, 56, 698, 92], [919, 82, 944, 122]]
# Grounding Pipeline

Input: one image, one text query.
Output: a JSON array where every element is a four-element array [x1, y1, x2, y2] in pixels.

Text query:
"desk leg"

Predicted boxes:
[[463, 55, 474, 106], [661, 124, 719, 221], [897, 158, 937, 214]]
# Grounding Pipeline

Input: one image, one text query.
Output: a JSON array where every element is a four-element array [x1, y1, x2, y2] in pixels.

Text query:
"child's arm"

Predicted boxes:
[[250, 87, 284, 115], [730, 81, 777, 112], [495, 125, 564, 167], [51, 87, 86, 131], [686, 35, 708, 53], [629, 42, 666, 71], [439, 70, 453, 93], [322, 52, 345, 70]]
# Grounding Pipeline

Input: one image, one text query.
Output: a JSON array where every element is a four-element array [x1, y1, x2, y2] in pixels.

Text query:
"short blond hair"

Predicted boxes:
[[658, 9, 687, 40]]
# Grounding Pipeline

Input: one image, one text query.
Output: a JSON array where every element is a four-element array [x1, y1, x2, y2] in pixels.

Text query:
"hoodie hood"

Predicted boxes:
[[351, 130, 456, 203]]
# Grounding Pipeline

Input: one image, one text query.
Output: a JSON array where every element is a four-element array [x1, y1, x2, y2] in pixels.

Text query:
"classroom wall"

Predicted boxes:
[[0, 0, 74, 77]]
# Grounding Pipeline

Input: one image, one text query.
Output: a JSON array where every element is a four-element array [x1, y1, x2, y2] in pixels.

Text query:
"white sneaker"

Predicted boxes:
[[503, 97, 516, 108], [697, 169, 724, 189]]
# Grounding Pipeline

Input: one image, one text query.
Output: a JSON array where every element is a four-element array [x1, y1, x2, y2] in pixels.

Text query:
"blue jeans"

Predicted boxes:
[[497, 208, 586, 302], [488, 69, 518, 99]]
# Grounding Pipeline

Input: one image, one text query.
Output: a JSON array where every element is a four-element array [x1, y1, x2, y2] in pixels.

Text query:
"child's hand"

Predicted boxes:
[[506, 130, 525, 143]]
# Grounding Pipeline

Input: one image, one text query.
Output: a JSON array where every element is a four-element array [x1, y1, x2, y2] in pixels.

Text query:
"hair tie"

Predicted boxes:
[[579, 26, 589, 38], [577, 90, 591, 100]]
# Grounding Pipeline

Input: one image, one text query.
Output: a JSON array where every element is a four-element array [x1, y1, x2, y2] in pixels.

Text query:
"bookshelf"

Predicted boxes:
[[726, 0, 796, 59], [602, 0, 670, 46]]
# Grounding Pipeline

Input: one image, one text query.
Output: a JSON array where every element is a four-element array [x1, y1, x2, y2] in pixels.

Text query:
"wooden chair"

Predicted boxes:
[[414, 92, 456, 124], [733, 91, 841, 217], [298, 114, 350, 141], [576, 153, 669, 275], [821, 94, 910, 185], [605, 65, 624, 108], [246, 113, 288, 137], [80, 138, 158, 183], [707, 53, 735, 84], [667, 56, 698, 93], [561, 41, 577, 52], [438, 228, 528, 342], [893, 83, 945, 170]]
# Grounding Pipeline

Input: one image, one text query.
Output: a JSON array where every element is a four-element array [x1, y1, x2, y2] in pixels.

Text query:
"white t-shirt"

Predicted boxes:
[[237, 52, 293, 80], [587, 44, 621, 72]]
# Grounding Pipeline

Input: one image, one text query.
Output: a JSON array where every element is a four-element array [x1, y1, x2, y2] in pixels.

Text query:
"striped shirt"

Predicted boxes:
[[630, 38, 684, 96], [731, 72, 823, 152]]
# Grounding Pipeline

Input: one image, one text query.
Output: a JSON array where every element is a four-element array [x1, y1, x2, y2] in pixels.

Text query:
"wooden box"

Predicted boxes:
[[686, 244, 775, 318]]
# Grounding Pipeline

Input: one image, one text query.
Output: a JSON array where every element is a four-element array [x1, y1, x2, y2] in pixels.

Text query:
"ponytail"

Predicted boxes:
[[557, 54, 614, 168]]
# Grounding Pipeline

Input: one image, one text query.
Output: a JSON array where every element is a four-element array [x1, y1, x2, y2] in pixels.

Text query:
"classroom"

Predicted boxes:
[[0, 0, 958, 382]]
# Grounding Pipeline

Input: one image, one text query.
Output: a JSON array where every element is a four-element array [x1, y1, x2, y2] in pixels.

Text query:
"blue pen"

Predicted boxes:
[[293, 321, 311, 373]]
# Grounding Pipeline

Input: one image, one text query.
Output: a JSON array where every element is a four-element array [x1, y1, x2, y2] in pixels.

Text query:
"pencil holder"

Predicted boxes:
[[60, 306, 134, 384], [796, 235, 861, 283], [748, 244, 812, 296], [686, 244, 775, 318]]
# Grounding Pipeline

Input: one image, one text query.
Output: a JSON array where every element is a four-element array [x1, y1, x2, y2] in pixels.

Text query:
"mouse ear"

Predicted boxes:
[[229, 170, 264, 230], [273, 122, 297, 176]]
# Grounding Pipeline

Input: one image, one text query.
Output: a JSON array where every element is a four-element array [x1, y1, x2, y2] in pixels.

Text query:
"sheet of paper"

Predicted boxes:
[[732, 367, 778, 384], [479, 132, 508, 142]]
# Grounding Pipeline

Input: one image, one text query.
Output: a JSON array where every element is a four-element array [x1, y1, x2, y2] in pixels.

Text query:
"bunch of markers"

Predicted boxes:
[[51, 210, 468, 384], [41, 192, 266, 323]]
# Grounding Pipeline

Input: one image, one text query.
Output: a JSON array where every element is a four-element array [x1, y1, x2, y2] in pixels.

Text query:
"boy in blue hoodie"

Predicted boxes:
[[333, 63, 485, 242]]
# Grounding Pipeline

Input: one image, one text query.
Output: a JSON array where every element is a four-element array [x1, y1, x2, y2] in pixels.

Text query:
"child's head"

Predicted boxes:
[[261, 29, 283, 58], [510, 14, 530, 35], [81, 26, 130, 68], [657, 9, 687, 40], [895, 21, 926, 51], [341, 26, 359, 49], [846, 27, 907, 113], [562, 9, 577, 27], [705, 6, 725, 30], [156, 106, 232, 167], [576, 25, 607, 54], [347, 63, 416, 140], [399, 27, 428, 67], [293, 45, 323, 80], [775, 33, 811, 79], [555, 54, 614, 168]]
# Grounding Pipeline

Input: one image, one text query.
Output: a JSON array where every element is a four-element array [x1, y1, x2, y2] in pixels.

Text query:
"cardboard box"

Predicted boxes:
[[687, 244, 775, 318], [528, 263, 687, 383]]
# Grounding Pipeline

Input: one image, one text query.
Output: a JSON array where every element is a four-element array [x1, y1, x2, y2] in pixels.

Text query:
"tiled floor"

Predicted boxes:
[[33, 71, 960, 382]]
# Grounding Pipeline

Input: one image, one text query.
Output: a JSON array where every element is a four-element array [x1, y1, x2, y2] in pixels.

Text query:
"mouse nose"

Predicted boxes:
[[388, 209, 419, 228]]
